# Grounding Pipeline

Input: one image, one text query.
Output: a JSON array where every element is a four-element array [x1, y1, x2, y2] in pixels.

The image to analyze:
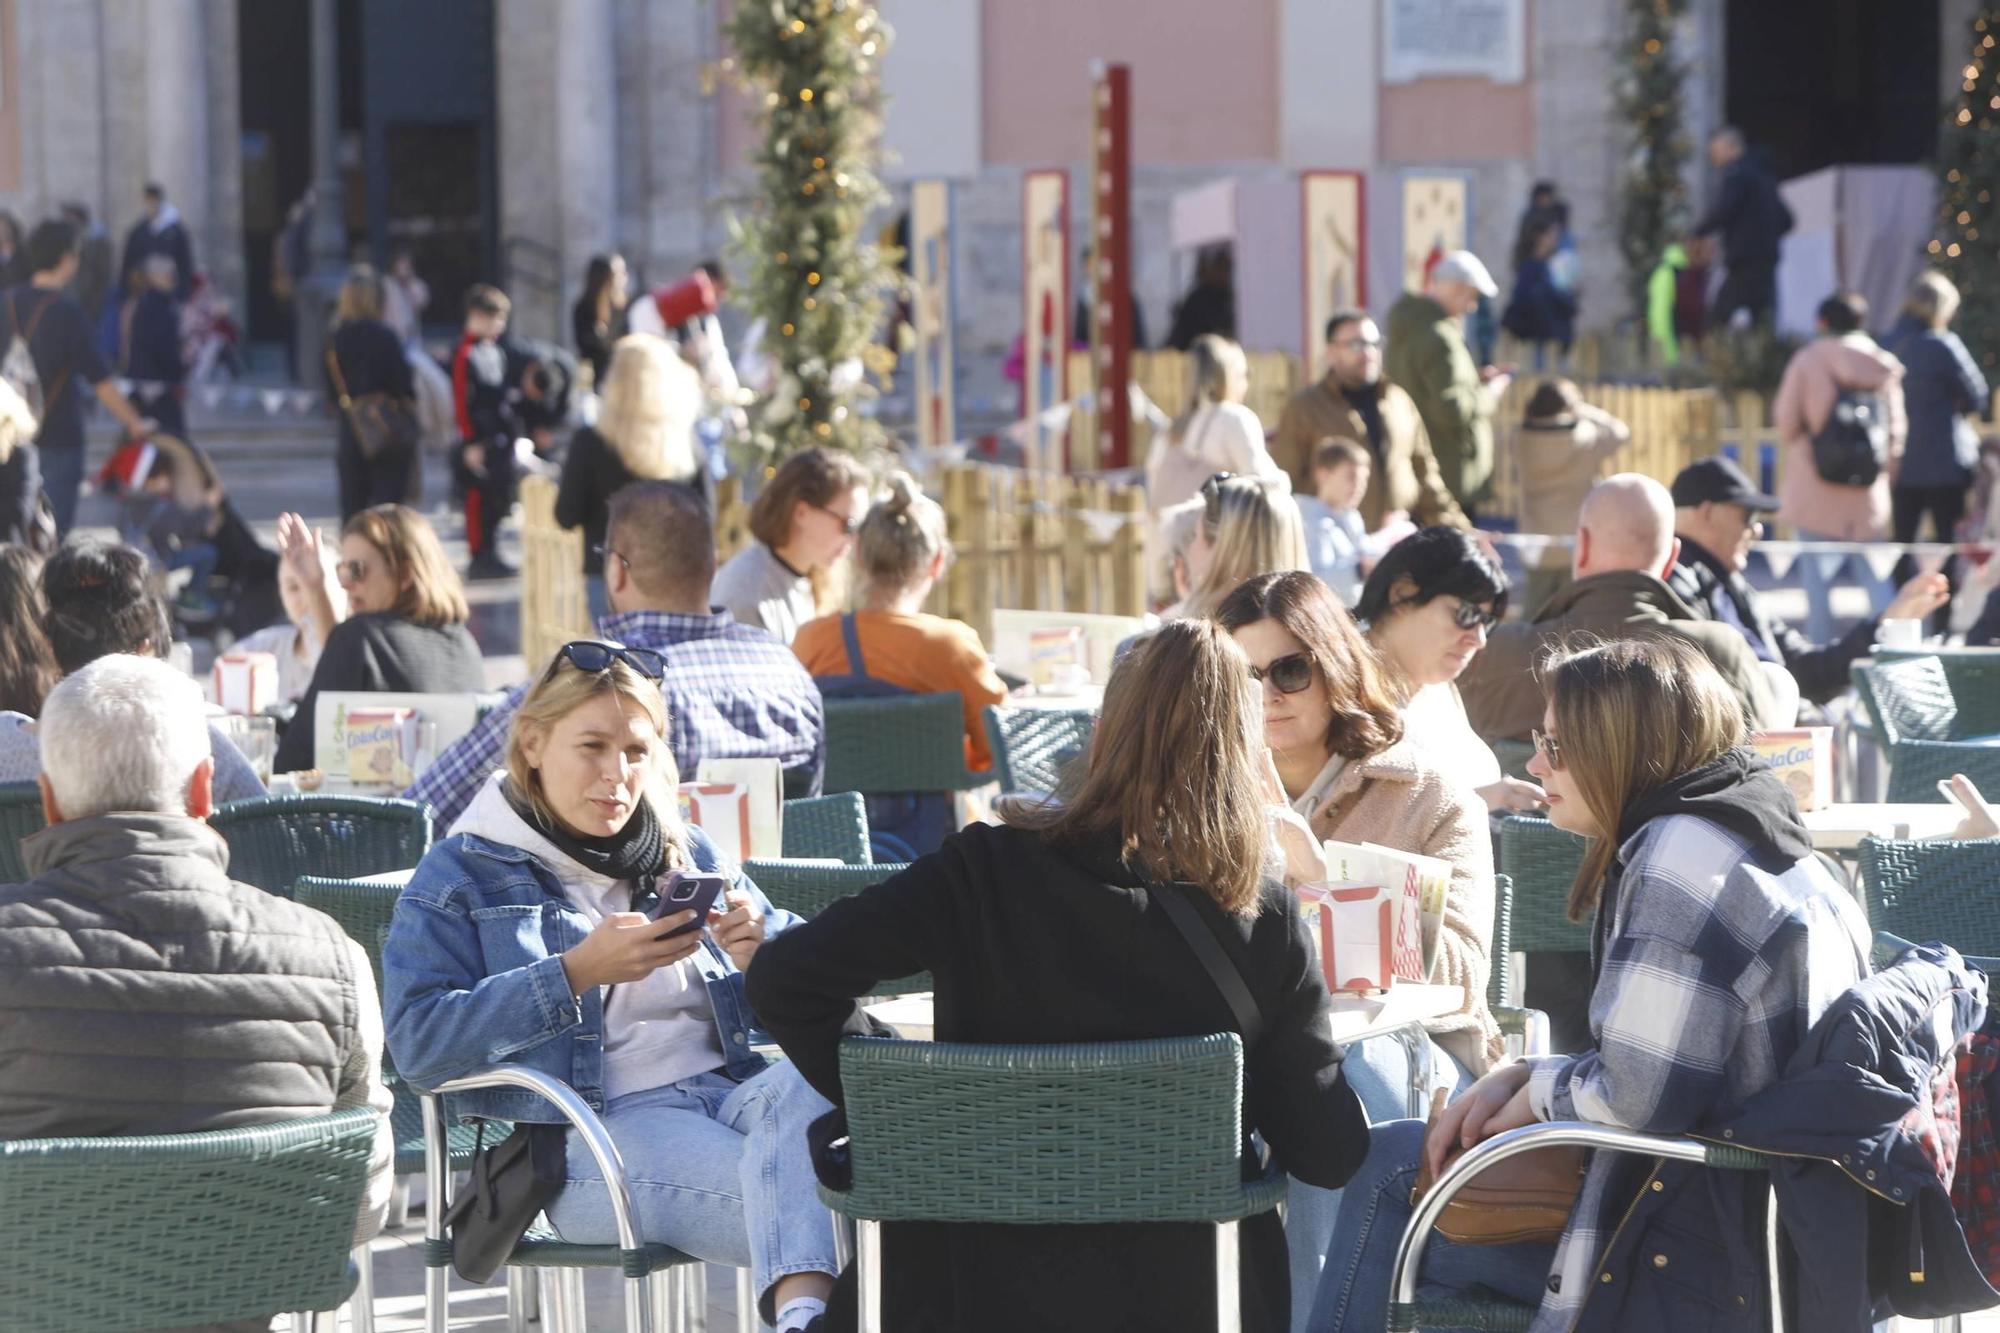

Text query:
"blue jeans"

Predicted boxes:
[[1796, 527, 1893, 645], [545, 1061, 838, 1319], [1287, 1034, 1473, 1333], [41, 444, 84, 536], [164, 540, 219, 595], [1306, 1119, 1555, 1333]]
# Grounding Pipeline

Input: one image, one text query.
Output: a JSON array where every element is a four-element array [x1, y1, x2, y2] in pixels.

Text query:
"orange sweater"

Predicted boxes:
[[793, 610, 1010, 771]]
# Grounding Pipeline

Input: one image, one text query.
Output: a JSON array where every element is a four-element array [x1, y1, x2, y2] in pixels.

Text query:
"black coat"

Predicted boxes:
[[554, 427, 637, 577], [273, 612, 486, 773], [0, 441, 38, 547], [746, 822, 1368, 1333], [1694, 151, 1795, 268], [1667, 536, 1875, 705]]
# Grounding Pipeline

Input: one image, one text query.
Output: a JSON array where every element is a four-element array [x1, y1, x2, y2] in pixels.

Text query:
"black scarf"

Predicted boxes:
[[501, 778, 670, 890]]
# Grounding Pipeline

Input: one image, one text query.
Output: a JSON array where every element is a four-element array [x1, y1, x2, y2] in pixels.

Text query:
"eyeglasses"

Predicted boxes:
[[592, 544, 630, 572], [335, 559, 370, 586], [551, 640, 666, 681], [1531, 728, 1564, 771], [1333, 335, 1383, 351], [813, 503, 862, 535], [1249, 652, 1316, 695], [1448, 599, 1502, 632]]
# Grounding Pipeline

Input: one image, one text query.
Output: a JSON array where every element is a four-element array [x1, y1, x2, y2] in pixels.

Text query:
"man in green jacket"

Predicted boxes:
[[1384, 250, 1509, 514]]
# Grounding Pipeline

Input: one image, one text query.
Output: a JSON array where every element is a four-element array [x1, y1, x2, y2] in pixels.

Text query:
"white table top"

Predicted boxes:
[[1325, 982, 1463, 1045], [1006, 686, 1105, 712], [1801, 803, 1964, 852], [850, 980, 1465, 1048]]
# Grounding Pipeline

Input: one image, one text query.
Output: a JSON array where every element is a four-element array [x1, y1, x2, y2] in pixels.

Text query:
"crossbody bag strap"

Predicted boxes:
[[325, 346, 352, 405], [840, 612, 870, 679], [1147, 881, 1264, 1049]]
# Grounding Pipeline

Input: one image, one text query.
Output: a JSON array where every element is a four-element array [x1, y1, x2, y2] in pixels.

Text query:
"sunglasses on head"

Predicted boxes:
[[1531, 728, 1564, 771], [1250, 652, 1316, 695], [552, 640, 666, 682]]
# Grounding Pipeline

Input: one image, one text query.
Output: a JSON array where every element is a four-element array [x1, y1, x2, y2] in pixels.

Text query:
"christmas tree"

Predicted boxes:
[[723, 0, 900, 461], [1612, 0, 1692, 323], [1933, 7, 2000, 374]]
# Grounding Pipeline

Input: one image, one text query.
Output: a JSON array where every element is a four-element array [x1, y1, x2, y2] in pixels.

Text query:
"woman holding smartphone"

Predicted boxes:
[[382, 639, 841, 1333]]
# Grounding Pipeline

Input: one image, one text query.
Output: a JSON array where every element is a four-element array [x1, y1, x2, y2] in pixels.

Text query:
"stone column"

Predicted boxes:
[[294, 0, 343, 383]]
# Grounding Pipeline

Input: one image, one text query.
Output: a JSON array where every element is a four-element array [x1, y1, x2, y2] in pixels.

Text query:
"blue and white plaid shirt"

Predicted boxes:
[[407, 609, 823, 830]]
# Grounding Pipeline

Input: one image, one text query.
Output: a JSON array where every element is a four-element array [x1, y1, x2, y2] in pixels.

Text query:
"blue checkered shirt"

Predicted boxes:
[[407, 609, 823, 831]]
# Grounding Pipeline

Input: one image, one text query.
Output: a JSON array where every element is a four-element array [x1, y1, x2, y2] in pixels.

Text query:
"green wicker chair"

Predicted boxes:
[[420, 1065, 743, 1333], [746, 858, 928, 996], [780, 792, 872, 864], [211, 793, 434, 897], [982, 705, 1093, 799], [1388, 1121, 1776, 1332], [1880, 737, 2000, 803], [1873, 647, 2000, 737], [821, 693, 984, 795], [0, 1107, 378, 1333], [0, 779, 45, 883], [1860, 837, 2000, 958], [1486, 875, 1550, 1057], [1496, 816, 1593, 955], [822, 1034, 1284, 1333]]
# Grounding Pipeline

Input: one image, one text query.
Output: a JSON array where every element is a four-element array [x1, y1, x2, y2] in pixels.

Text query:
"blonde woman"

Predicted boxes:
[[273, 503, 484, 772], [383, 641, 840, 1333], [1172, 472, 1311, 620], [792, 472, 1008, 771], [0, 375, 43, 547], [749, 619, 1367, 1331], [1144, 334, 1290, 512], [1308, 638, 1868, 1331], [556, 332, 706, 617], [712, 446, 871, 644], [326, 262, 418, 520]]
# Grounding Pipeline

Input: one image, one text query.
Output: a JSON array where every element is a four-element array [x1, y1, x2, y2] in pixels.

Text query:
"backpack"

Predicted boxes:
[[0, 292, 56, 425], [1809, 384, 1889, 487]]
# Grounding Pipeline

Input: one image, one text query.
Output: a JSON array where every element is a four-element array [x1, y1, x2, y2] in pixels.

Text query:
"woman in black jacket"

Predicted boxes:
[[747, 618, 1369, 1332], [273, 503, 485, 774], [572, 252, 629, 390], [555, 332, 706, 619], [325, 264, 419, 522]]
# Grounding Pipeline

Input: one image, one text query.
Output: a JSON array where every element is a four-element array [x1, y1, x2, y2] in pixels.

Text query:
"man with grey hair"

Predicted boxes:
[[1384, 249, 1511, 514], [1457, 473, 1785, 744], [1695, 126, 1794, 329], [0, 655, 391, 1246]]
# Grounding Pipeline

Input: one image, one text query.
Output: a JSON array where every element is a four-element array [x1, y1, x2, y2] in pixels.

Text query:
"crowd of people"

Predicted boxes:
[[6, 151, 2000, 1333]]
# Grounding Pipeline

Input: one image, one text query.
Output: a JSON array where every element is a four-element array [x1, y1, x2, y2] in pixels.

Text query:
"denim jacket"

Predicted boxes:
[[382, 821, 801, 1124]]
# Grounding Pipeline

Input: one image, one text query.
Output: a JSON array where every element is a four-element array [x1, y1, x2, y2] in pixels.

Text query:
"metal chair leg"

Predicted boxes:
[[420, 1098, 452, 1333], [857, 1219, 883, 1333], [350, 1240, 377, 1333], [507, 1265, 535, 1333], [832, 1212, 854, 1271], [736, 1266, 759, 1333], [538, 1270, 569, 1333], [563, 1269, 590, 1333], [650, 1268, 679, 1333], [1215, 1219, 1241, 1333], [387, 1175, 412, 1230], [684, 1264, 709, 1333]]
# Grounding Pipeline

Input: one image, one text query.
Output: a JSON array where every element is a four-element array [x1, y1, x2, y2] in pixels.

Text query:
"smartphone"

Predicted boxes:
[[651, 872, 728, 939]]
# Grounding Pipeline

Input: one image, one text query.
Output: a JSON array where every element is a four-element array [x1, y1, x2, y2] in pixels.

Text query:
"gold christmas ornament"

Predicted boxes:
[[799, 87, 815, 101]]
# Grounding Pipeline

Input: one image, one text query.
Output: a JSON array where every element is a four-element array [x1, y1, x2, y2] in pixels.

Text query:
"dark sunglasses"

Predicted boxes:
[[1531, 728, 1564, 771], [335, 559, 369, 585], [1249, 652, 1316, 695], [814, 503, 863, 535], [592, 544, 630, 572], [552, 640, 666, 681], [1447, 598, 1501, 632]]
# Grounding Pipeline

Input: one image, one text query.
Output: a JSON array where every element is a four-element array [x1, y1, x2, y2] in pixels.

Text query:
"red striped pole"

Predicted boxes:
[[1091, 60, 1131, 471]]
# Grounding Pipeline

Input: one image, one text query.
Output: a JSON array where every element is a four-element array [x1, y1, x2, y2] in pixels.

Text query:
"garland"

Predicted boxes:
[[1612, 0, 1692, 322], [1932, 8, 2000, 373]]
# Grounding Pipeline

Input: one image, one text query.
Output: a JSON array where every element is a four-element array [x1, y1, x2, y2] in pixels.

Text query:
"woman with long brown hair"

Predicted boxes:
[[273, 503, 485, 772], [1307, 637, 1868, 1332], [0, 545, 57, 716], [749, 619, 1369, 1331]]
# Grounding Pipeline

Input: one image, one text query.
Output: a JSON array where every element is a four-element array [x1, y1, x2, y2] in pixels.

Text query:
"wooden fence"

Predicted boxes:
[[517, 465, 1147, 671]]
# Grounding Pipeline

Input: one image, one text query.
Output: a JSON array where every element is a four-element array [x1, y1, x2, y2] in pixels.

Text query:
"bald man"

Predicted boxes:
[[1458, 473, 1783, 743]]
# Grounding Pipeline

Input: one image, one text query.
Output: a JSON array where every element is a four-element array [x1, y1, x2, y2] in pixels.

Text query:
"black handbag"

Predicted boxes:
[[443, 1120, 569, 1284], [1809, 385, 1889, 487], [327, 348, 422, 462]]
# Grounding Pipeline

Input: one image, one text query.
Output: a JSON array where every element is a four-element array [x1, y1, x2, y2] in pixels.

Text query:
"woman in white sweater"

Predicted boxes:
[[1144, 334, 1290, 512]]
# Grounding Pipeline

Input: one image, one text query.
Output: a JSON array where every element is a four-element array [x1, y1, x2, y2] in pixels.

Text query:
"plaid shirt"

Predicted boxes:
[[1521, 813, 1868, 1330], [407, 609, 823, 831]]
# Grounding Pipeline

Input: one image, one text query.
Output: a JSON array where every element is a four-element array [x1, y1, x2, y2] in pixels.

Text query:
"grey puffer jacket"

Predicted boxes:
[[0, 812, 370, 1138]]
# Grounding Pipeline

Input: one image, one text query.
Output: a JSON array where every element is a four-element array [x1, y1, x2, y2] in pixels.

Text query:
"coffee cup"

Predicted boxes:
[[1877, 618, 1924, 650]]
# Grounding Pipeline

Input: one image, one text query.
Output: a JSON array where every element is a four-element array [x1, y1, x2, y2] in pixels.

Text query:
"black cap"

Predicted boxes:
[[1670, 456, 1778, 512]]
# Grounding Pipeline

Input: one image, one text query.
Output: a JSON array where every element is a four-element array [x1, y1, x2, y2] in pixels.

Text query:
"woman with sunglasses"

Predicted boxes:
[[712, 446, 871, 644], [1172, 472, 1311, 620], [1216, 570, 1497, 1329], [272, 502, 485, 773], [1306, 637, 1866, 1333], [1355, 527, 1547, 815], [383, 640, 841, 1333]]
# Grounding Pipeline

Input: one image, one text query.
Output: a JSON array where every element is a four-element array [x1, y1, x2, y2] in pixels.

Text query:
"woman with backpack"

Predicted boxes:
[[1773, 289, 1907, 643]]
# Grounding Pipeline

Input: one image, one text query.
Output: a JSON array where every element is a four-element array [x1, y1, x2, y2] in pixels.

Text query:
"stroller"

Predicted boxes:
[[95, 432, 278, 639]]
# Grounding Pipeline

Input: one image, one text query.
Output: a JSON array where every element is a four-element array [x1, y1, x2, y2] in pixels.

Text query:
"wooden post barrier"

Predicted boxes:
[[517, 475, 591, 673]]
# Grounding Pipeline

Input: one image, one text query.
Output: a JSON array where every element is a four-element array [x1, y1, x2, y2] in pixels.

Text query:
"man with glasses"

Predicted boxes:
[[410, 480, 824, 829], [1667, 456, 1948, 705], [1269, 308, 1468, 531], [1458, 472, 1784, 743]]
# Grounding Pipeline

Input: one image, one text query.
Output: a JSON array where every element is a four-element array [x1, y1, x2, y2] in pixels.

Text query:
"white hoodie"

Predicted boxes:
[[454, 772, 726, 1100]]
